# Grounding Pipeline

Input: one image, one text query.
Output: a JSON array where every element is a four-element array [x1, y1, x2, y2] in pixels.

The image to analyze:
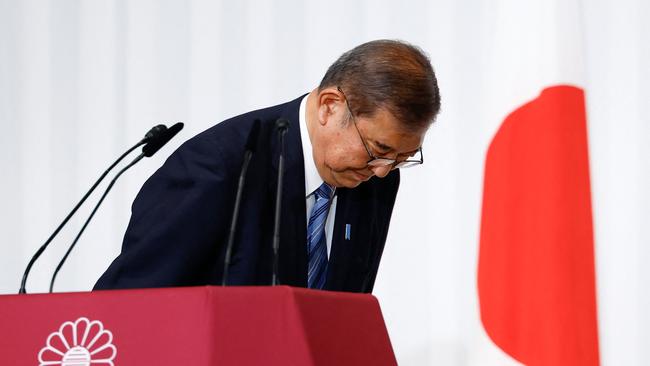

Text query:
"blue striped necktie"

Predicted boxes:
[[307, 182, 334, 289]]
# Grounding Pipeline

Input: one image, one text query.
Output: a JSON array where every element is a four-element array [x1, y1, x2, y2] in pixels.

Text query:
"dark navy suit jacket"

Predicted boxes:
[[94, 95, 400, 293]]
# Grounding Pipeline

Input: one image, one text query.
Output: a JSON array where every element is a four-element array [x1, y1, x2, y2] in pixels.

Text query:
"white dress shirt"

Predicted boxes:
[[299, 95, 337, 258]]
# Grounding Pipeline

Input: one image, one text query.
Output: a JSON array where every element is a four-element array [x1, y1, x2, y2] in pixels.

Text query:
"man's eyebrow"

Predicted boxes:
[[373, 140, 393, 151], [372, 140, 420, 156]]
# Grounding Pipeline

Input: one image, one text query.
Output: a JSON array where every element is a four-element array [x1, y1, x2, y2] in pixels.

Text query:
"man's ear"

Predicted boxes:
[[317, 88, 344, 126]]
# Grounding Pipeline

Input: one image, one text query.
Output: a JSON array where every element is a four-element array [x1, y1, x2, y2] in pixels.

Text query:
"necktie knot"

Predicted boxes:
[[314, 182, 334, 201]]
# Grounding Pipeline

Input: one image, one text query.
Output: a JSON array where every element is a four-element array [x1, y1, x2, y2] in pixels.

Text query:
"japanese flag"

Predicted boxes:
[[475, 0, 599, 365]]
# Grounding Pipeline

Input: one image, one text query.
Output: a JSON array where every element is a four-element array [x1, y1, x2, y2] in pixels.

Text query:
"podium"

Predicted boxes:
[[0, 286, 397, 365]]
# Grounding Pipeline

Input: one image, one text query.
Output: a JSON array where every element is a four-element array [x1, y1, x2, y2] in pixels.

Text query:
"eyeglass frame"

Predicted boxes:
[[337, 86, 424, 169]]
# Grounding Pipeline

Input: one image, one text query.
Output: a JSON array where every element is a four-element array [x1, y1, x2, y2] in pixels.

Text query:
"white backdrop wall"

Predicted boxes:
[[0, 1, 648, 365]]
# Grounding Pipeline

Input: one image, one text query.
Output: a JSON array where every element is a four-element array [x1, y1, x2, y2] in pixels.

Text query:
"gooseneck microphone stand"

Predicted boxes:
[[271, 118, 290, 286]]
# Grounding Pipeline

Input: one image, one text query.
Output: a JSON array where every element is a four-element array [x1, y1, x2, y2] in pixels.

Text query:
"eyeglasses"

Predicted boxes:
[[337, 87, 424, 169]]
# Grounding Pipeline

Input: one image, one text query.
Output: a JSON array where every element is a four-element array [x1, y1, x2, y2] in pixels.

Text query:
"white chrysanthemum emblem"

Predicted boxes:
[[38, 317, 116, 366]]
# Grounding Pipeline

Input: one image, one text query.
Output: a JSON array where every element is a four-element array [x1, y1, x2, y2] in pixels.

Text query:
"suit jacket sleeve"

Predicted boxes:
[[94, 133, 236, 289]]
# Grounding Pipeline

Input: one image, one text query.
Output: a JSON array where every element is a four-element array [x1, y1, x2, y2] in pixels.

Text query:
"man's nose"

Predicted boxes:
[[370, 164, 392, 178]]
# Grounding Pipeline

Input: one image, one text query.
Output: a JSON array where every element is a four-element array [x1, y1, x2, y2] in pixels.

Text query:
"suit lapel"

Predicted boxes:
[[327, 187, 374, 292]]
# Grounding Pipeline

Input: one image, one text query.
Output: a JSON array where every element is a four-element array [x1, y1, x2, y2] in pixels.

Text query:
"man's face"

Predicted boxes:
[[311, 89, 426, 188]]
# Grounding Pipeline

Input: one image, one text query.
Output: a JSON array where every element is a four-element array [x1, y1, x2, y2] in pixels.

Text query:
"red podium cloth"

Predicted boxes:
[[0, 286, 397, 365]]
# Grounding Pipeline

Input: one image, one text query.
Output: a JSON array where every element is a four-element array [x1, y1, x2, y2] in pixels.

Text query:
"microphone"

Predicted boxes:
[[222, 119, 261, 286], [18, 124, 168, 294], [271, 118, 290, 286], [143, 122, 184, 157], [48, 122, 184, 292], [144, 124, 168, 141], [17, 123, 178, 294]]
